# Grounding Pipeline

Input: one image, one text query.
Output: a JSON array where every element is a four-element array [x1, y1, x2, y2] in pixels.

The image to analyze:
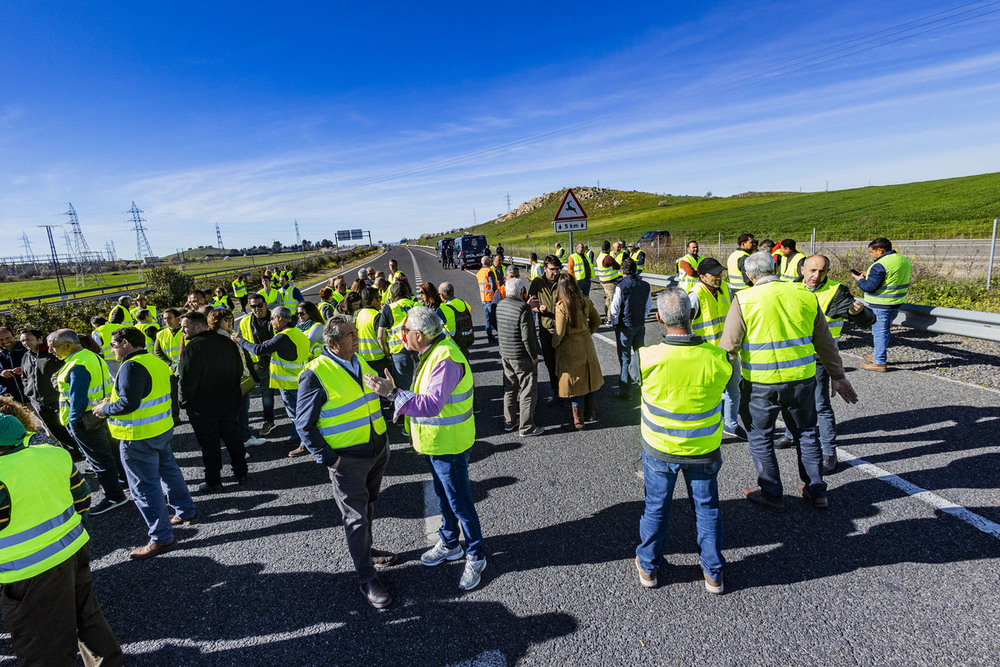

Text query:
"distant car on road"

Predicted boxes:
[[637, 230, 671, 246]]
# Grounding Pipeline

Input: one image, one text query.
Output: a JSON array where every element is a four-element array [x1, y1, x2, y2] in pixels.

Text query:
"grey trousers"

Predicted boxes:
[[502, 357, 539, 434], [328, 443, 390, 583]]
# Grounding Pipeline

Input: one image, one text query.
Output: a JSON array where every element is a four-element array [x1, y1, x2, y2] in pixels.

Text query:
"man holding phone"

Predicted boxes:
[[853, 238, 912, 372]]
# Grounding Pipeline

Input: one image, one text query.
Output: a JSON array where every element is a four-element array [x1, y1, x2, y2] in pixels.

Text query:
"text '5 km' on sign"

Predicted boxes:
[[555, 220, 588, 232]]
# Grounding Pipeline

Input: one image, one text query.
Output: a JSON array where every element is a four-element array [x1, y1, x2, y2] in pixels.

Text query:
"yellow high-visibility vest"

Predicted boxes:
[[106, 352, 173, 440], [737, 280, 818, 384], [409, 338, 475, 456], [0, 445, 87, 584], [638, 342, 731, 457]]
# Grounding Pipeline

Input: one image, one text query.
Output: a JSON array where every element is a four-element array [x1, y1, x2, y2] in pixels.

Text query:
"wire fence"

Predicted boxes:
[[499, 219, 1000, 286]]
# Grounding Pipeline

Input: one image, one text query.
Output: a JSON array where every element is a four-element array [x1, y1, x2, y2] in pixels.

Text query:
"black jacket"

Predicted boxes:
[[178, 330, 243, 415]]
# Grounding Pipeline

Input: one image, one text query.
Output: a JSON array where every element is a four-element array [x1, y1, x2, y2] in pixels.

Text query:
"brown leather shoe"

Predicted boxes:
[[797, 482, 830, 509], [859, 362, 887, 372], [864, 354, 874, 362], [130, 540, 177, 560], [359, 577, 393, 609], [288, 445, 309, 457], [742, 487, 786, 513], [371, 548, 398, 568], [169, 513, 197, 526]]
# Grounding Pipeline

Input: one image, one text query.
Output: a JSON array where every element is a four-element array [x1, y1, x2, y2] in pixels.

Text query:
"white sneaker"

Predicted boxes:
[[420, 540, 464, 566], [459, 557, 487, 590], [244, 437, 266, 447]]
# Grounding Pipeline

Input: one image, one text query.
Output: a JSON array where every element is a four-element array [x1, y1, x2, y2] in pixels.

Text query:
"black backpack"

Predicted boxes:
[[444, 300, 475, 349]]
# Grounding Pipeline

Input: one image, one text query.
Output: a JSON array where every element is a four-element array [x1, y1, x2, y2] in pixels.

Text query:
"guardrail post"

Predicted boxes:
[[717, 232, 722, 258], [988, 218, 998, 290], [811, 227, 816, 254]]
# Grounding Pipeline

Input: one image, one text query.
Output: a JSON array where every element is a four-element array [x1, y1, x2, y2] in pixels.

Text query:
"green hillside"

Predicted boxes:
[[427, 171, 1000, 248]]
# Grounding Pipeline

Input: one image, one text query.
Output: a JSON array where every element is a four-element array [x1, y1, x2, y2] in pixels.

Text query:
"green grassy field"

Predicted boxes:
[[0, 251, 320, 302], [423, 171, 1000, 249]]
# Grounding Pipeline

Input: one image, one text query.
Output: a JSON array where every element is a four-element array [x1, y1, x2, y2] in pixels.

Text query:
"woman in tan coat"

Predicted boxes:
[[552, 273, 604, 430]]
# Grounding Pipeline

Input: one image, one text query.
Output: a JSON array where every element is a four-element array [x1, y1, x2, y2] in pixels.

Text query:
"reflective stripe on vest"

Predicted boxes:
[[595, 253, 621, 282], [306, 354, 386, 449], [477, 267, 495, 302], [865, 252, 912, 306], [689, 282, 732, 345], [306, 322, 324, 359], [638, 343, 731, 457], [106, 353, 173, 440], [155, 327, 184, 367], [0, 446, 87, 583], [56, 349, 112, 426], [268, 327, 311, 389], [356, 307, 385, 361], [278, 285, 299, 308], [440, 298, 473, 340], [779, 252, 805, 282], [93, 323, 120, 362], [388, 299, 416, 354], [108, 304, 134, 326], [569, 253, 590, 281], [727, 249, 749, 290], [259, 287, 280, 310], [409, 338, 475, 456], [813, 280, 844, 343], [238, 316, 264, 363], [676, 254, 701, 290], [737, 280, 818, 384]]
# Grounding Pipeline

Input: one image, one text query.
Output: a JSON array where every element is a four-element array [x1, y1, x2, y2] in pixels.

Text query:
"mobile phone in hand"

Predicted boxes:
[[850, 269, 862, 276]]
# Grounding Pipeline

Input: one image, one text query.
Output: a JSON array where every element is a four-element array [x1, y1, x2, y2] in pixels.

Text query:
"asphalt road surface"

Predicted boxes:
[[2, 246, 998, 666]]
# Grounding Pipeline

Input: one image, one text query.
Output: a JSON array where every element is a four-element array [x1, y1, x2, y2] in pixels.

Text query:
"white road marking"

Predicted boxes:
[[838, 447, 1000, 540], [444, 650, 507, 667], [406, 247, 423, 286], [119, 621, 347, 654]]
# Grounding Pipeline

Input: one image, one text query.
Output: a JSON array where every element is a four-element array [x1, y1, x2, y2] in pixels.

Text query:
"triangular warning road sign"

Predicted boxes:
[[553, 189, 588, 221]]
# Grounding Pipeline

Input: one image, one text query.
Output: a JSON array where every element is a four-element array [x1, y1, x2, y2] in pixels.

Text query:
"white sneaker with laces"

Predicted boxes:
[[459, 557, 487, 590], [420, 540, 465, 566]]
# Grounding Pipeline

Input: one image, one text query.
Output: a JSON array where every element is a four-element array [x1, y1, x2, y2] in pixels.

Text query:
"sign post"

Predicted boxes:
[[552, 188, 588, 258]]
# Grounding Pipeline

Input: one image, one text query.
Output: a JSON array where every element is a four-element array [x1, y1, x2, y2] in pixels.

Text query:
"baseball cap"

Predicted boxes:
[[697, 258, 725, 276]]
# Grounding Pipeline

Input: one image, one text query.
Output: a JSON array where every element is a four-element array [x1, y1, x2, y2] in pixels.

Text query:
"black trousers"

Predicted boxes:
[[538, 327, 558, 396], [188, 409, 248, 486], [32, 400, 79, 454], [0, 542, 123, 667]]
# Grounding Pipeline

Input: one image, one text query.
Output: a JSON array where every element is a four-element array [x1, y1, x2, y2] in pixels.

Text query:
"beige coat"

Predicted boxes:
[[552, 297, 604, 398]]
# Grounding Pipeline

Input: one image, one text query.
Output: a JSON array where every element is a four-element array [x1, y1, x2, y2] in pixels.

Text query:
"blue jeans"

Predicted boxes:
[[614, 324, 645, 391], [871, 306, 898, 365], [278, 387, 301, 443], [723, 355, 741, 432], [119, 429, 196, 544], [747, 379, 825, 501], [636, 450, 724, 579], [783, 363, 836, 455], [391, 351, 416, 391], [482, 302, 495, 342], [427, 452, 484, 559]]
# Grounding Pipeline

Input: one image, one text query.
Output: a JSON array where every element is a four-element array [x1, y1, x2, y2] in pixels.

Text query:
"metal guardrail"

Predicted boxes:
[[0, 254, 339, 308], [506, 255, 1000, 343]]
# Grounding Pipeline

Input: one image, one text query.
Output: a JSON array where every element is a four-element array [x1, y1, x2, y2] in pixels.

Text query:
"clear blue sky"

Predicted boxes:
[[3, 1, 999, 257]]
